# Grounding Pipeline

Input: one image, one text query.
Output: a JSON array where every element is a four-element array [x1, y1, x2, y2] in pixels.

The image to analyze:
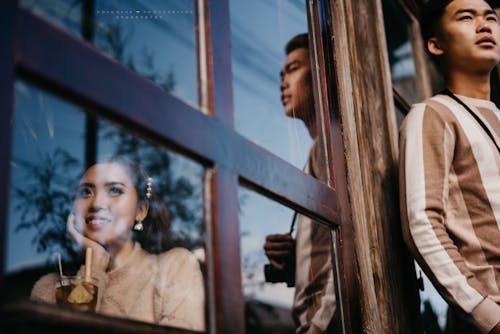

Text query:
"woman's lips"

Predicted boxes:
[[85, 216, 111, 230]]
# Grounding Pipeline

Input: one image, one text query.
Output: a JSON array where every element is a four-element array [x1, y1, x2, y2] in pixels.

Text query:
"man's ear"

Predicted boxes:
[[428, 37, 444, 56], [136, 202, 149, 222]]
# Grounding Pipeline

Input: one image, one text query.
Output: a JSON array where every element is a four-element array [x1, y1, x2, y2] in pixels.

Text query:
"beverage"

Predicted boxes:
[[55, 276, 98, 312]]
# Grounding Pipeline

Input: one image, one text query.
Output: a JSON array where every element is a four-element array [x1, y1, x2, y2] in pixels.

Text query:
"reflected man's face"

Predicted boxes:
[[280, 47, 314, 122], [74, 162, 146, 247]]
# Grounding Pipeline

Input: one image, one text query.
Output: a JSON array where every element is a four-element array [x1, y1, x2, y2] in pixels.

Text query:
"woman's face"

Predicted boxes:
[[73, 162, 147, 248]]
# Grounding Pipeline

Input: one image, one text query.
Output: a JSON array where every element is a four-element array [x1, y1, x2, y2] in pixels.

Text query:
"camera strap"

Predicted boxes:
[[442, 89, 500, 154]]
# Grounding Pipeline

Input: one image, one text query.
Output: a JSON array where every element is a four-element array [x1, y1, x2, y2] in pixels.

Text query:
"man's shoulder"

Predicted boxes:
[[402, 94, 459, 130]]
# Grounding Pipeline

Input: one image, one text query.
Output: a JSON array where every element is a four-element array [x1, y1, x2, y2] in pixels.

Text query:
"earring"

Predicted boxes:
[[146, 177, 153, 199], [134, 220, 144, 231]]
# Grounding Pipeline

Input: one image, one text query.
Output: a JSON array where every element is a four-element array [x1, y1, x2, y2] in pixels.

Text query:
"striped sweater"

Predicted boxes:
[[399, 93, 500, 333]]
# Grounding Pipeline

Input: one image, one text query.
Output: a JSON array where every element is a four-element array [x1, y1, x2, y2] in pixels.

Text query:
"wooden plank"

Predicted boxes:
[[327, 0, 420, 332], [205, 168, 244, 334], [308, 1, 362, 332], [208, 0, 233, 126], [326, 0, 382, 332], [1, 300, 199, 334]]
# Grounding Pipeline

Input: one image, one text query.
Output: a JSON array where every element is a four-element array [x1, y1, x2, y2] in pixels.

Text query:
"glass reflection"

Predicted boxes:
[[5, 81, 205, 331], [239, 187, 337, 333], [416, 264, 450, 333], [21, 0, 199, 107], [382, 0, 420, 105], [230, 0, 313, 169]]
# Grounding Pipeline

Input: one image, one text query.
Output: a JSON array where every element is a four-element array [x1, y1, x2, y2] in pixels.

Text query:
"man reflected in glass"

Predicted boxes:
[[263, 33, 336, 334]]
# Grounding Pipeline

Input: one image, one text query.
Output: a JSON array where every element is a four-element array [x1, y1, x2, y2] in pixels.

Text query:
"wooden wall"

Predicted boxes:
[[326, 0, 421, 332]]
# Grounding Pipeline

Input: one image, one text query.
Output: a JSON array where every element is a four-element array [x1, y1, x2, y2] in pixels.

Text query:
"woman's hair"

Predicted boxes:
[[87, 156, 172, 254]]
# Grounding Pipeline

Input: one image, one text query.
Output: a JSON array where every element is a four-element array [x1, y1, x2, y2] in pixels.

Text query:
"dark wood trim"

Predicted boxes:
[[207, 167, 244, 334], [14, 8, 338, 226], [0, 0, 18, 287], [207, 0, 233, 126], [1, 300, 201, 334], [82, 0, 98, 169], [312, 0, 362, 332]]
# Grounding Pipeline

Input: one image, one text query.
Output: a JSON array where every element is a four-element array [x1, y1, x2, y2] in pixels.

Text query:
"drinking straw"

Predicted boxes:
[[85, 247, 92, 283], [57, 253, 63, 279]]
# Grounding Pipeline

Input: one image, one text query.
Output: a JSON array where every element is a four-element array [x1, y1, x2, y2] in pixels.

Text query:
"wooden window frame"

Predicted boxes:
[[0, 0, 363, 333]]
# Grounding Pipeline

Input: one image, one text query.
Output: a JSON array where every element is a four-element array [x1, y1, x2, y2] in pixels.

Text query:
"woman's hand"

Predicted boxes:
[[67, 213, 110, 272]]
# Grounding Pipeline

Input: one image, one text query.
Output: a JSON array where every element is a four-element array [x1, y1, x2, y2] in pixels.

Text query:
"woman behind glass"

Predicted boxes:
[[31, 156, 205, 332]]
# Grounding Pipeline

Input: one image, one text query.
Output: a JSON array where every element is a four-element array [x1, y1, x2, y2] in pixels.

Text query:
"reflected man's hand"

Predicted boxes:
[[263, 233, 295, 270]]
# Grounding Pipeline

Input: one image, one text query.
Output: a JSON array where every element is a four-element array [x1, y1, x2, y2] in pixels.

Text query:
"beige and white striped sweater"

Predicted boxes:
[[399, 93, 500, 333]]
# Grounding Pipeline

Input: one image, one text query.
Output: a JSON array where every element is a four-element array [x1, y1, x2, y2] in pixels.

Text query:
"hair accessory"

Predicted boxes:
[[134, 220, 144, 231], [146, 177, 153, 199]]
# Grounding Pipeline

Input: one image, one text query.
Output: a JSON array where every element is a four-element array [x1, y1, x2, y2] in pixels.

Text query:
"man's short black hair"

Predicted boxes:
[[420, 0, 453, 45], [420, 0, 496, 44], [419, 0, 496, 70], [285, 33, 309, 55]]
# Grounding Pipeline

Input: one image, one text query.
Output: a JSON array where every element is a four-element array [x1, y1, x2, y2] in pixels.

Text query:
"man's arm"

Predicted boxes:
[[399, 102, 500, 333]]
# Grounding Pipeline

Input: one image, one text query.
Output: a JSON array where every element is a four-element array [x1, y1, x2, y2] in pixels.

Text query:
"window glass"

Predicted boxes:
[[239, 187, 338, 333], [20, 0, 199, 108], [415, 264, 449, 332], [230, 0, 315, 170], [20, 0, 83, 36], [5, 80, 206, 332], [382, 0, 420, 105]]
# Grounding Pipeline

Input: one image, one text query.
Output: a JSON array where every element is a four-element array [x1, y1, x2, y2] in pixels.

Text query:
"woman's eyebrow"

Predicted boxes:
[[78, 182, 95, 188], [104, 182, 127, 187]]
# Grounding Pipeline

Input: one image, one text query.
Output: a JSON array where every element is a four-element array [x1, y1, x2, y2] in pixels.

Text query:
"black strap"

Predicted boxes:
[[441, 89, 500, 154]]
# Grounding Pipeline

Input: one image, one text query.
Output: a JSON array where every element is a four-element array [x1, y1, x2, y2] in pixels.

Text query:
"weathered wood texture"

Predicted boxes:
[[328, 0, 421, 332], [309, 1, 362, 332]]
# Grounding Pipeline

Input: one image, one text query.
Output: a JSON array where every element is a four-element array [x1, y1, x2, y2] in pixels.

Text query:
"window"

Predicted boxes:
[[0, 1, 349, 333]]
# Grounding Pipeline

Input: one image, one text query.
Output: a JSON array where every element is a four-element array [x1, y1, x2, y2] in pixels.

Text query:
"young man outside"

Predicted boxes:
[[400, 1, 500, 333]]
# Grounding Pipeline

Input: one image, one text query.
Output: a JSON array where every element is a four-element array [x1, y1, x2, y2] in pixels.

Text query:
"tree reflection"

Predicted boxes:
[[13, 149, 80, 260], [14, 136, 202, 262]]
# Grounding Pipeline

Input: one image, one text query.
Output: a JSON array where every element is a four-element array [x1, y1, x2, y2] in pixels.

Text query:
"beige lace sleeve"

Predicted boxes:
[[155, 247, 205, 332]]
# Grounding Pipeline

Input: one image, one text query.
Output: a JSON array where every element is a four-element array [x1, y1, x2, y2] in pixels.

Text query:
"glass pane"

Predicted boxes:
[[416, 264, 450, 333], [20, 0, 199, 108], [239, 187, 338, 333], [382, 0, 420, 105], [230, 0, 315, 170], [20, 0, 83, 36], [5, 80, 206, 332]]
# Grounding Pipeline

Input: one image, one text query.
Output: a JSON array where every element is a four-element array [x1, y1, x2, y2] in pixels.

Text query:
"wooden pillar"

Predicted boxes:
[[326, 0, 421, 332]]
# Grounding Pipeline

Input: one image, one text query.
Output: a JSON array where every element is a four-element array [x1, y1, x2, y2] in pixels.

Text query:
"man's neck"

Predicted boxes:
[[446, 70, 491, 100], [304, 117, 317, 139]]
